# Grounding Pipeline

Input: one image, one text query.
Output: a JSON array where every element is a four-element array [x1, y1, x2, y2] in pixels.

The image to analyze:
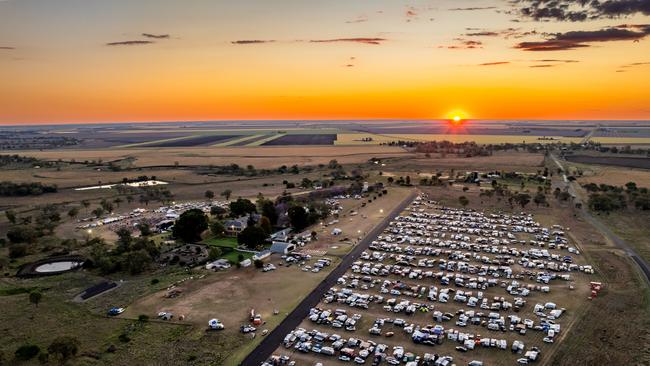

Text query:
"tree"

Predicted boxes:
[[258, 199, 278, 226], [208, 247, 222, 261], [113, 197, 123, 207], [288, 205, 309, 231], [124, 249, 152, 274], [237, 226, 268, 250], [5, 209, 16, 224], [462, 186, 469, 192], [458, 196, 469, 207], [229, 198, 256, 217], [515, 193, 531, 208], [67, 207, 79, 219], [47, 336, 80, 364], [7, 225, 38, 244], [210, 205, 227, 218], [220, 189, 232, 201], [138, 223, 152, 237], [81, 200, 90, 212], [92, 207, 104, 218], [205, 190, 215, 199], [259, 216, 272, 235], [126, 195, 134, 204], [29, 291, 42, 307], [387, 177, 394, 185], [533, 192, 547, 207], [210, 220, 225, 237], [173, 209, 208, 242], [115, 227, 133, 254]]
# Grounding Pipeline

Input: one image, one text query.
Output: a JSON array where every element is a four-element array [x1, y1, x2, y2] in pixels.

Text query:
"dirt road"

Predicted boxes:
[[549, 153, 650, 285]]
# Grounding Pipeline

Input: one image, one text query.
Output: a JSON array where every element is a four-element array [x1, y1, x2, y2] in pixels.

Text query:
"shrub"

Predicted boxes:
[[118, 333, 130, 343], [254, 259, 264, 268], [15, 344, 40, 360], [47, 336, 79, 363]]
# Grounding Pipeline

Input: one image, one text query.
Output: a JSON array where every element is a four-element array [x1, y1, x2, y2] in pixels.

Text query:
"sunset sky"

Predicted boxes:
[[1, 0, 649, 124]]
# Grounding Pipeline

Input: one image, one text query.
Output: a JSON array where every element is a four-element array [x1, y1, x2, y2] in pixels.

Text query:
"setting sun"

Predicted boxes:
[[453, 116, 461, 122]]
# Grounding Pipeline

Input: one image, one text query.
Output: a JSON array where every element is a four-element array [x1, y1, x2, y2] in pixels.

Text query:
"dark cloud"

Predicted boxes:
[[142, 33, 170, 39], [0, 46, 15, 50], [106, 40, 154, 46], [515, 40, 588, 51], [465, 31, 501, 37], [345, 64, 355, 67], [533, 59, 580, 63], [555, 27, 650, 42], [462, 28, 539, 39], [513, 0, 650, 22], [479, 61, 510, 66], [449, 6, 497, 11], [309, 38, 386, 45], [621, 61, 650, 68], [529, 64, 555, 67], [231, 40, 276, 45], [515, 25, 650, 50]]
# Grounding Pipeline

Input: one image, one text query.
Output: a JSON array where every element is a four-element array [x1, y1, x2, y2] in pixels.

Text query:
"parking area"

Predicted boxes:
[[266, 194, 596, 366]]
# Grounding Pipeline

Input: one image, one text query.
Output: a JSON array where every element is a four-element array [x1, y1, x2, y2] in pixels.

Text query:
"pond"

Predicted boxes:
[[34, 260, 84, 273]]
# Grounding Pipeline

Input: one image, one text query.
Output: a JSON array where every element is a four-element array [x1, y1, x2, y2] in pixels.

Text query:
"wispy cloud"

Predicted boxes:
[[310, 38, 386, 45], [479, 61, 510, 66], [533, 59, 580, 63], [106, 40, 154, 46], [463, 28, 537, 39], [142, 33, 170, 39], [0, 46, 15, 50], [231, 39, 276, 45], [441, 39, 483, 49], [449, 6, 497, 11], [345, 16, 369, 24], [529, 64, 555, 67]]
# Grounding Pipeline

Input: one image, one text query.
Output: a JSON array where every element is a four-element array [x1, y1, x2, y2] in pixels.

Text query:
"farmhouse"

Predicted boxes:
[[224, 217, 249, 236], [224, 214, 262, 236]]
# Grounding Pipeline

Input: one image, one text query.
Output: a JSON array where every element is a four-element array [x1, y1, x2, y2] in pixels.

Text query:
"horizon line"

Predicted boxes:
[[2, 118, 650, 127]]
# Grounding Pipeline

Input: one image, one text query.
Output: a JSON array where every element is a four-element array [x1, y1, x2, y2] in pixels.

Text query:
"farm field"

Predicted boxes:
[[144, 134, 241, 148], [565, 154, 650, 169], [6, 145, 409, 169], [335, 133, 583, 145], [379, 151, 545, 175], [263, 134, 338, 146]]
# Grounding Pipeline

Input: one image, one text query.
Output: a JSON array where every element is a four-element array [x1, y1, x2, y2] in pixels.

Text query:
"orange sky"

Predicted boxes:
[[1, 0, 649, 124]]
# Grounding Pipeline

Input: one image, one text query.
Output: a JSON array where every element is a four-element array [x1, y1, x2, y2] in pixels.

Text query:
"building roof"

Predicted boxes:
[[270, 241, 295, 253]]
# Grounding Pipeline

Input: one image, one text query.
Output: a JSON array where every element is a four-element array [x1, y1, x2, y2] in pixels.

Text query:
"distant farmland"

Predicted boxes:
[[147, 135, 240, 147], [262, 134, 337, 146], [565, 155, 650, 169]]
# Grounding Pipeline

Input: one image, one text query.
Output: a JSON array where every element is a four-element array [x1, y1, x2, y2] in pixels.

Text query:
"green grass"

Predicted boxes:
[[220, 250, 254, 263], [201, 236, 238, 249], [0, 286, 39, 296]]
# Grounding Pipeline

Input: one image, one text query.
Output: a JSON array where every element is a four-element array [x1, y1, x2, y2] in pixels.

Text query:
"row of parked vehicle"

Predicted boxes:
[[269, 195, 590, 365]]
